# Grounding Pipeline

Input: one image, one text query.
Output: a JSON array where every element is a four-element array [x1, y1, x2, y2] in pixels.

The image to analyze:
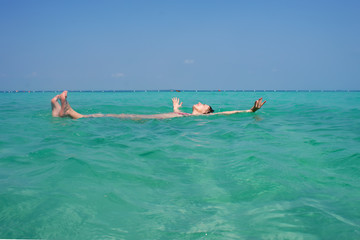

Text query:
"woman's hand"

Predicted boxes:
[[250, 98, 266, 112], [172, 97, 183, 112]]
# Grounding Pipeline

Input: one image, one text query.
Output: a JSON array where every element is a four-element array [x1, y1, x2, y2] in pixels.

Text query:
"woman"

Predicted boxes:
[[51, 91, 266, 119]]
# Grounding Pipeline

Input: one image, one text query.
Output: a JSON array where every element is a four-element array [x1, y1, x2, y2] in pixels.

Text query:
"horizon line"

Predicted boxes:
[[1, 89, 360, 93]]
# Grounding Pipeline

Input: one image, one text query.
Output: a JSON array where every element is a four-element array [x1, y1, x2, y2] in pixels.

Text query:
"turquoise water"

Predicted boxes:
[[0, 92, 359, 239]]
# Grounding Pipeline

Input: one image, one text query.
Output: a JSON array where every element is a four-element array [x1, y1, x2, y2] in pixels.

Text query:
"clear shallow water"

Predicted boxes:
[[0, 92, 359, 239]]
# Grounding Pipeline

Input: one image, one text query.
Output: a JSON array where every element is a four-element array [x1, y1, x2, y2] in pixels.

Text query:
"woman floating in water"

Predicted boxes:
[[51, 91, 266, 119]]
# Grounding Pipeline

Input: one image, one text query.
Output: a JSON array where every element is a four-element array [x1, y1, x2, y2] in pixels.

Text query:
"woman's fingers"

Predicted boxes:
[[172, 97, 182, 108], [172, 97, 179, 104], [253, 98, 266, 110]]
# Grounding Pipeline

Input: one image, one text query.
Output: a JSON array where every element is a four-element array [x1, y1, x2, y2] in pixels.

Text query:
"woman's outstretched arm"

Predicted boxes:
[[213, 98, 266, 115]]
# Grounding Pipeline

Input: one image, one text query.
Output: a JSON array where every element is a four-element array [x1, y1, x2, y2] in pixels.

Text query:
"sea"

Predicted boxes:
[[0, 91, 359, 239]]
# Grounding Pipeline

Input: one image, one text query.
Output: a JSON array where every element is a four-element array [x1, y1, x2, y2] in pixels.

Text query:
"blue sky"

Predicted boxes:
[[0, 0, 359, 90]]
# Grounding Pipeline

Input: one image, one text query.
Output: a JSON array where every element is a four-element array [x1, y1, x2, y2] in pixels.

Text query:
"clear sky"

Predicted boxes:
[[0, 0, 359, 90]]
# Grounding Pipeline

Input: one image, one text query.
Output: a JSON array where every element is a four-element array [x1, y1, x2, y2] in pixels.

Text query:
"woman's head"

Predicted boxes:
[[192, 102, 214, 115]]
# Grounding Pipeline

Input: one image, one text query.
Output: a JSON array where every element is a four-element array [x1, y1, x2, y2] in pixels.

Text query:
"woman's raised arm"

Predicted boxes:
[[214, 98, 266, 115]]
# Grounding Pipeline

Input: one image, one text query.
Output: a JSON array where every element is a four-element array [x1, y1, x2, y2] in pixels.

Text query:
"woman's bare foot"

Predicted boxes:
[[51, 94, 61, 117], [59, 91, 70, 117], [58, 91, 84, 119]]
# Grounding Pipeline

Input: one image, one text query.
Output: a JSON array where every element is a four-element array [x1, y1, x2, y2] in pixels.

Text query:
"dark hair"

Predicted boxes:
[[206, 106, 214, 114]]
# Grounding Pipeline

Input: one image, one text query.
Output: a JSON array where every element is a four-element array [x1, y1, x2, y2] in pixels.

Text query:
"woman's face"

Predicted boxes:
[[192, 102, 211, 115]]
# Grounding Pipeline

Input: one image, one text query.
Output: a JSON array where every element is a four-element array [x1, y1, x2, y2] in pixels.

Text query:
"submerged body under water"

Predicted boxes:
[[0, 92, 359, 239]]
